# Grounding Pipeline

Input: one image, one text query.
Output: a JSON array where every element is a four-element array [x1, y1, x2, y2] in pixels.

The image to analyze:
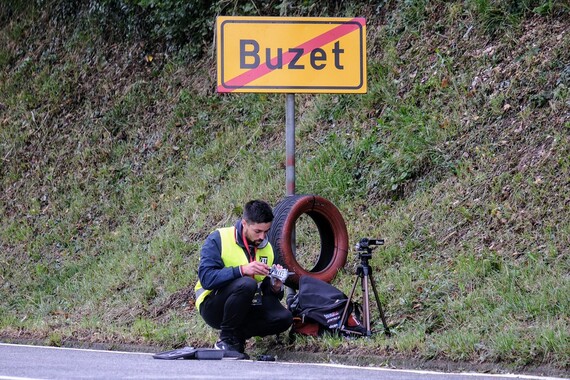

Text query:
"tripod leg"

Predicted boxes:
[[368, 273, 391, 336], [339, 274, 360, 331], [361, 275, 372, 336]]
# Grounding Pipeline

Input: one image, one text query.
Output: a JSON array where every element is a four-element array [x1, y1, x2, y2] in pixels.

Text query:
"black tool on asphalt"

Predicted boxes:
[[339, 238, 391, 337], [152, 347, 224, 360]]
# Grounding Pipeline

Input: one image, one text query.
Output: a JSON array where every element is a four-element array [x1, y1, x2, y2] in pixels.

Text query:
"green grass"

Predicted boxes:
[[1, 0, 569, 373]]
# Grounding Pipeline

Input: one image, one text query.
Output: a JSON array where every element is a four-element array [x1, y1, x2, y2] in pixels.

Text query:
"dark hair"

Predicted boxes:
[[243, 200, 274, 224]]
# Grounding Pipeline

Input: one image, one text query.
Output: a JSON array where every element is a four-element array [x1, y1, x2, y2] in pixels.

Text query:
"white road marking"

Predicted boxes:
[[288, 361, 566, 380]]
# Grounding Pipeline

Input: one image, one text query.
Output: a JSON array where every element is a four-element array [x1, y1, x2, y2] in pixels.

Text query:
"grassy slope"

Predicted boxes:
[[1, 1, 569, 373]]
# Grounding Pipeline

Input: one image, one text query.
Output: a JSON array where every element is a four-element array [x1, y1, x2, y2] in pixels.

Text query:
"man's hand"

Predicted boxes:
[[241, 261, 270, 277], [270, 277, 284, 293]]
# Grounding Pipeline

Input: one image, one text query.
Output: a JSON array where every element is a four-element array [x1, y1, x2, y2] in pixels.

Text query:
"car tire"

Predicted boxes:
[[268, 194, 349, 289]]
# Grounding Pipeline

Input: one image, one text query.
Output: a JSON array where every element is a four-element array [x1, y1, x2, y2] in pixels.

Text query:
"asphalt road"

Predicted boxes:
[[0, 343, 566, 380]]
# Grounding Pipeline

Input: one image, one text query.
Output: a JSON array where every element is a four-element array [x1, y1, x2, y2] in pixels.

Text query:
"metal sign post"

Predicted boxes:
[[286, 93, 297, 273], [286, 93, 295, 196]]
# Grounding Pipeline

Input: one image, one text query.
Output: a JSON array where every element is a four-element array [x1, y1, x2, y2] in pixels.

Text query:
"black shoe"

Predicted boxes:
[[217, 335, 247, 353], [214, 339, 249, 360]]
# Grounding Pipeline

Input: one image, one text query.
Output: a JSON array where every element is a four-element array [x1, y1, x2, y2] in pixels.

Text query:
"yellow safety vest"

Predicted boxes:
[[194, 226, 274, 311]]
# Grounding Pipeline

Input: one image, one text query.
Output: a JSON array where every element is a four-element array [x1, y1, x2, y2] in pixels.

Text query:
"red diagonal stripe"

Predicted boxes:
[[220, 18, 364, 91]]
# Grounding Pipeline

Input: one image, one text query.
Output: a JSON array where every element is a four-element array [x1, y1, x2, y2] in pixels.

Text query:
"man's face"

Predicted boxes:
[[242, 220, 272, 247]]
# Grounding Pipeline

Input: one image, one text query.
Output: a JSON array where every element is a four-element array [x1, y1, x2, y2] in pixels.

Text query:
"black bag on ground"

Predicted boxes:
[[288, 275, 366, 337]]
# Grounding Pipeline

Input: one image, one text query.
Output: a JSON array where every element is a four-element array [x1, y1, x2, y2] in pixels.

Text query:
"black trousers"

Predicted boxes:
[[200, 277, 292, 341]]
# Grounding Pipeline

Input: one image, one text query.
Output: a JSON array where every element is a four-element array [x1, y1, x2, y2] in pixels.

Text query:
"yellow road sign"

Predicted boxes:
[[217, 16, 366, 93]]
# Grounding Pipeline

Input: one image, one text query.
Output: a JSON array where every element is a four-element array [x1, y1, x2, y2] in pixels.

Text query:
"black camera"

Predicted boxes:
[[355, 237, 385, 251]]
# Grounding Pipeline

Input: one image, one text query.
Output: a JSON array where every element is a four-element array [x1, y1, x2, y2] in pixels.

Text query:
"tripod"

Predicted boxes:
[[339, 239, 391, 337]]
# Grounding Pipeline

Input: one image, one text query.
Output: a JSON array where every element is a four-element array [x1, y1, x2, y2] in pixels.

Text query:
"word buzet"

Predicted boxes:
[[239, 40, 345, 70]]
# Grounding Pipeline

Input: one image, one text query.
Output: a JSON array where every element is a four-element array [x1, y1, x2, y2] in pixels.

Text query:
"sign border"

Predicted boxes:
[[218, 18, 366, 93]]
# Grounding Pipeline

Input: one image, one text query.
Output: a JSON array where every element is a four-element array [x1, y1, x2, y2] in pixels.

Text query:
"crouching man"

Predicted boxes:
[[194, 200, 292, 359]]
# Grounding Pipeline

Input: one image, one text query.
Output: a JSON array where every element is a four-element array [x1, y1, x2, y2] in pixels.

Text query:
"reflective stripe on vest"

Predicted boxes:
[[194, 226, 274, 311]]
